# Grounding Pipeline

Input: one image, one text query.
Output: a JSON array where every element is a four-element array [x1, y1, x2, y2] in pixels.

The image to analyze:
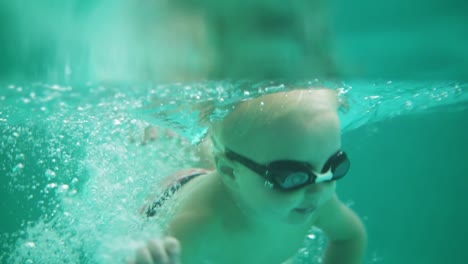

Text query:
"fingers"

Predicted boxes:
[[135, 246, 154, 264], [164, 237, 181, 264], [147, 239, 169, 264], [131, 237, 181, 264]]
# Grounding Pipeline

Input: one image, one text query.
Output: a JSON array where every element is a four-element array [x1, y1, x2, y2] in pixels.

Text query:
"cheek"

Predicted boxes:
[[318, 181, 337, 205], [235, 170, 265, 203]]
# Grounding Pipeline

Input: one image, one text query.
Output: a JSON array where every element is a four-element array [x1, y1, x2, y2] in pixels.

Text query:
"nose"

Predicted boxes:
[[305, 182, 329, 195]]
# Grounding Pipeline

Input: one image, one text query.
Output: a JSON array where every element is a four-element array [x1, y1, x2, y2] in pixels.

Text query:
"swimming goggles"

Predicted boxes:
[[224, 148, 350, 191]]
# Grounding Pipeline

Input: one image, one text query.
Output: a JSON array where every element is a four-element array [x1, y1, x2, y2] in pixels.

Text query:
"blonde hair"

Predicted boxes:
[[210, 88, 339, 149]]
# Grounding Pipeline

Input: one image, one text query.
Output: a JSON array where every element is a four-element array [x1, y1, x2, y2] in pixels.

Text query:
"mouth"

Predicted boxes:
[[294, 205, 317, 214]]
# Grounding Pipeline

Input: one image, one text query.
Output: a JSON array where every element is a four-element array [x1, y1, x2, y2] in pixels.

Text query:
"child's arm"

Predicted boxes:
[[314, 194, 367, 264]]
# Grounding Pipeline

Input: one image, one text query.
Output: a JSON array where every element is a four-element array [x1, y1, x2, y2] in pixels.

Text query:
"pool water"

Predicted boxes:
[[0, 81, 467, 263]]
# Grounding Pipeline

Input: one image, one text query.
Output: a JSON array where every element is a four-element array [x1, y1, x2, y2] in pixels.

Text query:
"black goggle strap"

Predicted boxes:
[[224, 149, 279, 190], [224, 149, 269, 176]]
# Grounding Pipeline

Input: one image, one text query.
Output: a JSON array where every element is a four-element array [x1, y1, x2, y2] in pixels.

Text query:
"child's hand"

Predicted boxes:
[[130, 236, 181, 264]]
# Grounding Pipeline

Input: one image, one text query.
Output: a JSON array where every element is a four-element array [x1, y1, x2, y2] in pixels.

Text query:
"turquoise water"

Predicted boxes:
[[1, 81, 467, 263], [1, 0, 467, 82]]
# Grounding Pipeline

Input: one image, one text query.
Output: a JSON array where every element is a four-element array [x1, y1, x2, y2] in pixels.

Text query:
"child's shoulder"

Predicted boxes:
[[171, 169, 222, 217], [167, 176, 224, 244]]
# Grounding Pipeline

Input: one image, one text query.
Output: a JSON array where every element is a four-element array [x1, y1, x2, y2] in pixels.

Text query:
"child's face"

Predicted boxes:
[[228, 108, 342, 225]]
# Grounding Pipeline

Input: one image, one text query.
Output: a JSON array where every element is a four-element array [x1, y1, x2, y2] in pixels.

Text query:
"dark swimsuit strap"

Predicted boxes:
[[145, 172, 206, 217]]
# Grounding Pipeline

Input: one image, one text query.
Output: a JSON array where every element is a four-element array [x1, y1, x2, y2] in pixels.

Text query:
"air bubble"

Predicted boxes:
[[12, 163, 24, 172], [46, 183, 58, 189], [15, 153, 25, 161], [405, 100, 413, 109], [24, 242, 35, 248], [45, 169, 56, 180], [57, 184, 69, 193]]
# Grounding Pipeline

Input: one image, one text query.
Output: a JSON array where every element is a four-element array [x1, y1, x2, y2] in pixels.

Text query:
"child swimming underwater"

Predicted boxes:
[[131, 88, 367, 264]]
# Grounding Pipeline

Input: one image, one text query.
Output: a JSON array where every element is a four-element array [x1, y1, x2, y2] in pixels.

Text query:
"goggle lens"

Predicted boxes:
[[270, 151, 350, 190], [277, 172, 309, 189]]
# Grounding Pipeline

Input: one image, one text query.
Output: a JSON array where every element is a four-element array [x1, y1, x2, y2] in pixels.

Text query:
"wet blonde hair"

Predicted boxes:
[[210, 88, 339, 151]]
